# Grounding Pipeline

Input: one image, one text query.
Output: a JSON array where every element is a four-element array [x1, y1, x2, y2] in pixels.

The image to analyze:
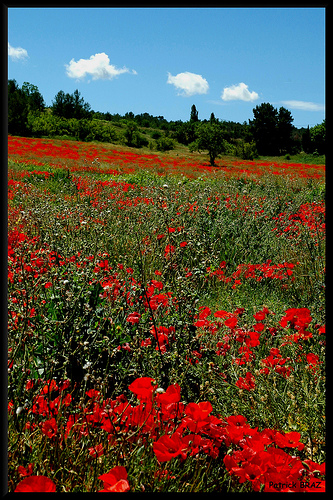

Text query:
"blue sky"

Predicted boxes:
[[8, 7, 325, 128]]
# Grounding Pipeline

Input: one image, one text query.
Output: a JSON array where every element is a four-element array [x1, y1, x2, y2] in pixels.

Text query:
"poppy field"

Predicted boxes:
[[8, 135, 325, 492]]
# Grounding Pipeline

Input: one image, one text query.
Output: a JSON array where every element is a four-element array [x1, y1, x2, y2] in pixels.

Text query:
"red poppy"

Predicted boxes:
[[164, 244, 175, 258], [199, 306, 212, 320], [128, 377, 157, 402], [153, 433, 186, 462], [214, 310, 233, 319], [274, 431, 304, 451], [126, 311, 141, 324], [253, 322, 265, 333], [17, 463, 34, 477], [224, 316, 238, 329], [41, 417, 57, 438], [98, 466, 130, 492], [306, 353, 320, 367], [184, 401, 213, 421], [156, 383, 181, 406], [253, 311, 266, 321], [236, 372, 256, 391], [14, 476, 56, 492], [88, 443, 104, 458]]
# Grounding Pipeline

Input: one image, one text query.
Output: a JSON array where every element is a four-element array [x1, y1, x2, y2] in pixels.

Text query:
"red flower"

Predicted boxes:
[[153, 433, 186, 462], [156, 383, 181, 405], [236, 372, 256, 390], [214, 310, 233, 319], [180, 241, 188, 247], [128, 377, 157, 402], [126, 311, 141, 324], [306, 353, 320, 367], [14, 476, 56, 492], [253, 311, 266, 321], [253, 322, 265, 333], [274, 432, 304, 451], [164, 244, 175, 258], [274, 431, 304, 451], [89, 443, 104, 458], [41, 417, 57, 438], [98, 466, 130, 492], [184, 401, 213, 421], [224, 316, 238, 329], [199, 306, 212, 320], [17, 463, 34, 477]]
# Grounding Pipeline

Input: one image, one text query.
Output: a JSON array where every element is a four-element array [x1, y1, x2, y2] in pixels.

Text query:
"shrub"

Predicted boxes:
[[155, 136, 175, 152]]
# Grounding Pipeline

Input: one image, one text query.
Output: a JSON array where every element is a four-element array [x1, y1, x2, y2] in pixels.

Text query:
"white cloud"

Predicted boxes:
[[280, 100, 325, 112], [167, 71, 209, 97], [221, 82, 259, 102], [65, 52, 137, 80], [8, 42, 29, 61]]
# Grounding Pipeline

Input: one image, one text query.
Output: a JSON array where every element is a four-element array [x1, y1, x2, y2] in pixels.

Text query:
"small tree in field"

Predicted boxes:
[[189, 123, 225, 166]]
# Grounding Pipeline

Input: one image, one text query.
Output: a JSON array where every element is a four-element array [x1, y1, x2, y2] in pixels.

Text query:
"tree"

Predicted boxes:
[[277, 107, 294, 154], [8, 79, 29, 136], [22, 82, 45, 112], [190, 104, 199, 123], [189, 123, 225, 166], [51, 90, 91, 120], [210, 112, 218, 125], [301, 126, 312, 153], [249, 103, 279, 156], [72, 89, 91, 119], [310, 120, 325, 155]]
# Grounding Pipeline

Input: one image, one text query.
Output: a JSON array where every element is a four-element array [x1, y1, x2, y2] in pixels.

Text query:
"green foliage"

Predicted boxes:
[[189, 123, 225, 165], [190, 104, 199, 122], [235, 140, 259, 160], [8, 79, 45, 136], [51, 89, 92, 120], [250, 103, 296, 156], [155, 136, 175, 152], [122, 120, 149, 148], [310, 120, 325, 155]]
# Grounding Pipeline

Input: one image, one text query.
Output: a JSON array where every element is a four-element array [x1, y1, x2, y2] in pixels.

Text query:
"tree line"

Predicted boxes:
[[8, 79, 325, 163]]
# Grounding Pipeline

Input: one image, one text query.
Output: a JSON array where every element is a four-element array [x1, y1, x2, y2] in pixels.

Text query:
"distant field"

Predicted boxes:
[[8, 135, 325, 493]]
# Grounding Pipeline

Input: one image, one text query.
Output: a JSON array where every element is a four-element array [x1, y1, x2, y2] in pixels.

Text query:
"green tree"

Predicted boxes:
[[310, 120, 325, 155], [22, 82, 45, 112], [302, 126, 312, 153], [51, 90, 91, 120], [189, 123, 225, 166], [277, 106, 294, 154], [123, 120, 148, 148], [8, 79, 29, 136], [249, 103, 279, 155], [210, 112, 218, 125], [190, 104, 199, 123]]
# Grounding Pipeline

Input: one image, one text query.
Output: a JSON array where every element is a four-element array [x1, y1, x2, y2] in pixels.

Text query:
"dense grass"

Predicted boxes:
[[8, 137, 325, 492]]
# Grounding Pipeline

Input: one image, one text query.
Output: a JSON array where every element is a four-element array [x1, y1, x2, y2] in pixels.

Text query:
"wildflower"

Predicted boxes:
[[128, 377, 157, 402], [274, 431, 305, 451], [88, 443, 104, 458], [17, 463, 34, 477], [126, 311, 141, 324], [236, 372, 256, 390], [14, 476, 56, 492], [164, 244, 175, 258], [41, 417, 57, 439], [153, 433, 186, 462], [98, 466, 130, 492]]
